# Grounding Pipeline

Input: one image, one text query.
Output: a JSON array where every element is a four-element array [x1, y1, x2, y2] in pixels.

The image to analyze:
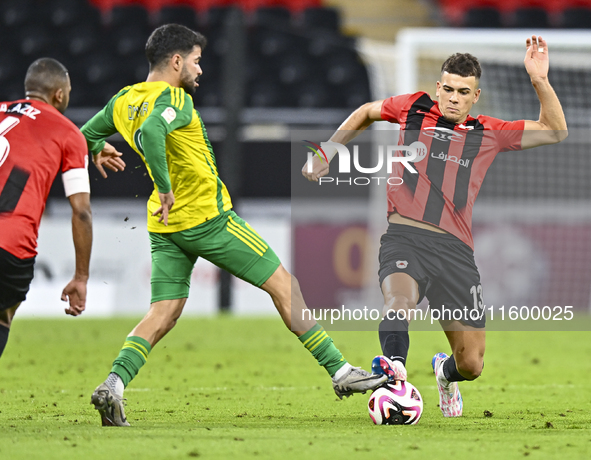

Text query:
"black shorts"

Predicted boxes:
[[0, 246, 35, 311], [378, 224, 485, 328]]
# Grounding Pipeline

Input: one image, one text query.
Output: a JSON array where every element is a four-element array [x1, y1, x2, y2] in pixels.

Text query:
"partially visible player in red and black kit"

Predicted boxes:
[[303, 36, 567, 417], [0, 58, 122, 358]]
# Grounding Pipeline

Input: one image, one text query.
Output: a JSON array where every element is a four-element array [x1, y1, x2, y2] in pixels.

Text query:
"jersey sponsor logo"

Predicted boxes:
[[161, 107, 176, 124], [396, 260, 408, 269], [409, 141, 428, 162], [421, 127, 464, 143], [457, 123, 474, 130], [0, 102, 40, 120], [430, 151, 470, 168]]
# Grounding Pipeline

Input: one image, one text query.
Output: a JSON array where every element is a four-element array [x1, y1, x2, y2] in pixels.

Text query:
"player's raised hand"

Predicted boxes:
[[524, 35, 549, 81], [61, 278, 87, 316], [302, 154, 329, 182], [93, 142, 126, 178], [152, 190, 175, 226]]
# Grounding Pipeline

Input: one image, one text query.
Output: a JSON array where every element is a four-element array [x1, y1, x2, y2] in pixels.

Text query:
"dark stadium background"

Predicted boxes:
[[3, 0, 591, 313]]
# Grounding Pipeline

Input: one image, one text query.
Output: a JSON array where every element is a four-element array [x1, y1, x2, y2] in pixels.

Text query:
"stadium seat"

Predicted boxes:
[[41, 0, 102, 31], [59, 24, 102, 58], [296, 80, 330, 107], [343, 79, 371, 109], [239, 0, 278, 12], [201, 6, 233, 30], [196, 81, 222, 107], [0, 52, 20, 86], [1, 0, 36, 30], [0, 80, 25, 103], [307, 32, 355, 60], [196, 54, 219, 86], [250, 29, 303, 60], [116, 54, 150, 86], [250, 6, 292, 29], [202, 29, 229, 64], [107, 5, 151, 31], [463, 7, 503, 27], [97, 80, 130, 104], [110, 25, 151, 58], [17, 26, 56, 59], [321, 54, 366, 98], [512, 7, 550, 28], [561, 7, 591, 28], [248, 80, 289, 107], [300, 7, 341, 32], [276, 53, 310, 86], [277, 0, 321, 13], [155, 5, 199, 30], [82, 52, 119, 87]]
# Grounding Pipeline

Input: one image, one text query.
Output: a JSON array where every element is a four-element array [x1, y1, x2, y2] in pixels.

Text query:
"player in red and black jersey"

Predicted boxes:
[[303, 36, 567, 417], [0, 58, 119, 358]]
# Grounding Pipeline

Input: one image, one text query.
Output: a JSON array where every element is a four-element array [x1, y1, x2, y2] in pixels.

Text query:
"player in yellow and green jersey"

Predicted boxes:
[[81, 24, 386, 427]]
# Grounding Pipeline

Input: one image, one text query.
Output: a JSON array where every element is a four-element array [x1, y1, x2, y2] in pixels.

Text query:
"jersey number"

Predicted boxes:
[[470, 284, 484, 310], [133, 129, 144, 155], [0, 116, 30, 214]]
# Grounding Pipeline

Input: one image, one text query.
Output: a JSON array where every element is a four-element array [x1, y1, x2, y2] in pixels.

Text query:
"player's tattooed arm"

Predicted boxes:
[[521, 35, 568, 149]]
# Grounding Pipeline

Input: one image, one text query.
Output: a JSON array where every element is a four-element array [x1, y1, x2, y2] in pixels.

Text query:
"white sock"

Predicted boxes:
[[333, 362, 353, 380], [106, 372, 125, 396]]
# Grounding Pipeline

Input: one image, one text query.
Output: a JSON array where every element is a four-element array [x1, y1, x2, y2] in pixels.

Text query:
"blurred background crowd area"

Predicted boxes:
[[2, 0, 591, 110], [5, 0, 591, 315]]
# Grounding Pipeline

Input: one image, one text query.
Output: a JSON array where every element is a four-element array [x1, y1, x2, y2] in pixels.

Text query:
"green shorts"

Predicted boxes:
[[149, 209, 281, 303]]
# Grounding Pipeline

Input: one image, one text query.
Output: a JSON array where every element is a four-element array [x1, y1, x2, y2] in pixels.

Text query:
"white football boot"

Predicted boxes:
[[432, 352, 463, 417]]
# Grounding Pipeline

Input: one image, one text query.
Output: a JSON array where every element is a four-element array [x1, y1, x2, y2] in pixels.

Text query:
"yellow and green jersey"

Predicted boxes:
[[81, 81, 232, 233]]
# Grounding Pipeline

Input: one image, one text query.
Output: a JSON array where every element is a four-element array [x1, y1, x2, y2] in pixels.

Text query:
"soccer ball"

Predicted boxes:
[[368, 381, 423, 425]]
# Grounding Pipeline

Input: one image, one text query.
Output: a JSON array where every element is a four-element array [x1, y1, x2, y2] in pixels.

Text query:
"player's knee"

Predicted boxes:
[[456, 357, 483, 380]]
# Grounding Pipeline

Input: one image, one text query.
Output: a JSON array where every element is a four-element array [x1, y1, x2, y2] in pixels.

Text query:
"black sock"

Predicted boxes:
[[442, 354, 467, 382], [0, 324, 9, 358], [378, 316, 409, 365]]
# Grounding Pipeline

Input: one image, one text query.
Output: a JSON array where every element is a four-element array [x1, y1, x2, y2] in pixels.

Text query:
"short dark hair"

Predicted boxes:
[[24, 58, 69, 95], [145, 24, 207, 70], [441, 53, 482, 80]]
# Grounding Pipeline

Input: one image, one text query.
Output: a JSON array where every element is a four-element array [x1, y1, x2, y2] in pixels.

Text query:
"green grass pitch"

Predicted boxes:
[[1, 316, 590, 460]]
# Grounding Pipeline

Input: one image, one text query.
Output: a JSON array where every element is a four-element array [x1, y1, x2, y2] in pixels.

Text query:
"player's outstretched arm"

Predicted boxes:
[[61, 192, 92, 316], [92, 142, 126, 178], [521, 35, 568, 149], [302, 100, 384, 181]]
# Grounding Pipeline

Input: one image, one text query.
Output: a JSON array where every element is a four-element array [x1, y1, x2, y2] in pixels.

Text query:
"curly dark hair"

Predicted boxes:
[[441, 53, 482, 80], [145, 24, 207, 70]]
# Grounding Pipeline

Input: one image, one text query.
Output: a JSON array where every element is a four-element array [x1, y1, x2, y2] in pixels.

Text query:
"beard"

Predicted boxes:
[[180, 65, 197, 95]]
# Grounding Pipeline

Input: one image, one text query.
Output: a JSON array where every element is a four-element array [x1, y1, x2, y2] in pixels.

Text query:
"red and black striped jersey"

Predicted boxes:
[[381, 91, 524, 249], [0, 99, 88, 258]]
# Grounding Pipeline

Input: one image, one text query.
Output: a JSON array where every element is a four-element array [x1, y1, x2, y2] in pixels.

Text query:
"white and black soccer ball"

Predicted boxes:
[[368, 381, 423, 425]]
